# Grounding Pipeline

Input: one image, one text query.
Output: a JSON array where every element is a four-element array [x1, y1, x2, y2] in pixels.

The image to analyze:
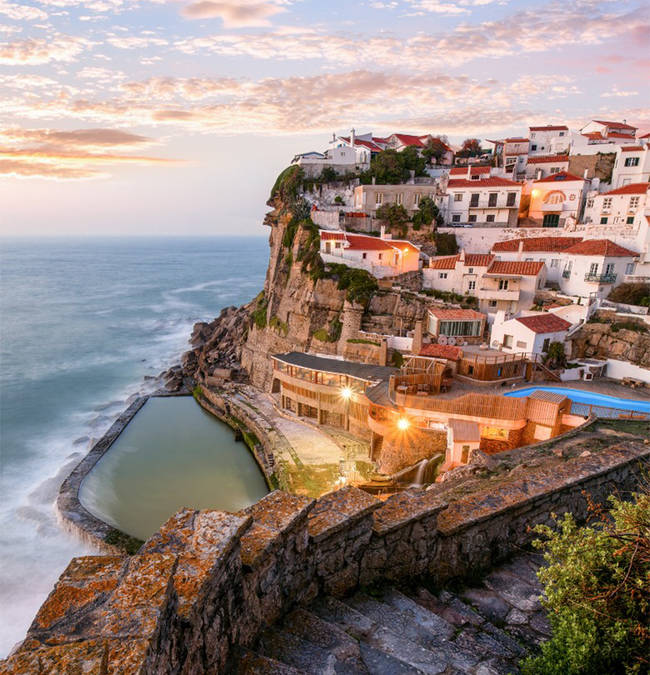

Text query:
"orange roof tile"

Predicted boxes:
[[593, 120, 637, 130], [320, 231, 346, 240], [527, 155, 569, 163], [487, 260, 545, 276], [620, 146, 644, 152], [529, 125, 568, 131], [429, 255, 459, 270], [448, 177, 521, 188], [602, 183, 649, 196], [533, 171, 584, 183], [562, 239, 638, 257], [515, 314, 571, 334], [464, 254, 495, 267], [492, 237, 582, 253], [450, 166, 490, 175], [419, 344, 463, 360]]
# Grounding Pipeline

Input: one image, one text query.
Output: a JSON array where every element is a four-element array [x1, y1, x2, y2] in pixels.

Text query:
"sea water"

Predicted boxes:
[[0, 236, 268, 657]]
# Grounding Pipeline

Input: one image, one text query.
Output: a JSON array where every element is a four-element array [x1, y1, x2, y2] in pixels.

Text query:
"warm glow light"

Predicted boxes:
[[531, 189, 540, 197], [340, 386, 353, 400], [397, 417, 410, 431], [403, 247, 408, 253]]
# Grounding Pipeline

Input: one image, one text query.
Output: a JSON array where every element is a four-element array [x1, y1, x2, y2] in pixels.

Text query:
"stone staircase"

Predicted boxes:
[[236, 553, 550, 675]]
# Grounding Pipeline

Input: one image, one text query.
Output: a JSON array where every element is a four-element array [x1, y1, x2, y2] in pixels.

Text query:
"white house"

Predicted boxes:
[[490, 138, 529, 177], [583, 183, 650, 229], [525, 155, 570, 180], [423, 250, 495, 293], [528, 125, 569, 156], [558, 239, 639, 298], [427, 308, 487, 343], [478, 260, 546, 319], [610, 145, 650, 188], [580, 120, 637, 143], [319, 230, 421, 278], [527, 171, 588, 228], [445, 176, 522, 226], [490, 312, 572, 355], [491, 237, 584, 285], [291, 145, 360, 177], [329, 129, 383, 169], [449, 166, 491, 180]]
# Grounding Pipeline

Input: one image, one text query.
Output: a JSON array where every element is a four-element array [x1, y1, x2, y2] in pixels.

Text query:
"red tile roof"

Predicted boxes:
[[529, 125, 568, 132], [487, 260, 545, 276], [321, 231, 420, 255], [429, 255, 459, 270], [450, 166, 491, 175], [505, 137, 529, 143], [533, 171, 584, 183], [419, 344, 463, 360], [464, 254, 495, 267], [339, 136, 383, 152], [639, 132, 650, 139], [320, 231, 346, 241], [607, 131, 638, 138], [391, 133, 425, 148], [620, 146, 644, 152], [429, 308, 485, 321], [492, 237, 582, 253], [602, 183, 649, 196], [515, 314, 571, 334], [527, 155, 569, 163], [562, 239, 638, 257], [593, 120, 637, 130], [448, 177, 521, 188]]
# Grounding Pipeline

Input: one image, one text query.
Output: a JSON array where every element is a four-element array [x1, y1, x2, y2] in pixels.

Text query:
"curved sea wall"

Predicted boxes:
[[4, 435, 648, 673]]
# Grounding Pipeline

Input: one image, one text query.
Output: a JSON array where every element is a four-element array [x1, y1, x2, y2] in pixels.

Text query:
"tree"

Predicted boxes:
[[422, 137, 448, 165], [319, 166, 338, 183], [376, 203, 409, 230], [521, 488, 650, 675], [457, 138, 482, 158], [608, 283, 650, 308], [412, 197, 443, 230], [543, 341, 567, 369], [400, 145, 427, 176], [360, 148, 428, 185]]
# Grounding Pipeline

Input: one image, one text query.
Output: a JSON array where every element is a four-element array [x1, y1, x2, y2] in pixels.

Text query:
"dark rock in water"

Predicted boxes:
[[234, 428, 243, 442], [73, 436, 90, 446]]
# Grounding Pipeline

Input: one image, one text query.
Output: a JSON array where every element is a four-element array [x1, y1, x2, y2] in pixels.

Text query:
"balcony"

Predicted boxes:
[[477, 287, 521, 301], [584, 272, 617, 284]]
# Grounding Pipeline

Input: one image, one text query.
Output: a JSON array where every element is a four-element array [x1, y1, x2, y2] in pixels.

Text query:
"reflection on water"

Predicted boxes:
[[79, 396, 269, 540]]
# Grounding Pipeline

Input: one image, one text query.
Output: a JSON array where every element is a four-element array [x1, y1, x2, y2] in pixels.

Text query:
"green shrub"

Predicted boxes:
[[543, 341, 567, 368], [269, 165, 304, 205], [312, 317, 342, 342], [391, 351, 404, 367], [252, 293, 268, 329], [269, 316, 289, 336], [611, 321, 648, 334], [323, 263, 378, 306], [434, 232, 458, 255], [334, 195, 344, 204], [359, 148, 427, 185], [192, 384, 202, 401], [413, 196, 444, 230], [608, 283, 650, 308], [312, 328, 332, 342], [521, 490, 650, 675], [376, 202, 409, 229], [347, 338, 381, 346]]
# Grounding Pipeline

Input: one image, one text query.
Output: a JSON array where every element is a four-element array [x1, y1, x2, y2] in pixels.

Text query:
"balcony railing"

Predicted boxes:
[[584, 272, 617, 283], [477, 287, 521, 301]]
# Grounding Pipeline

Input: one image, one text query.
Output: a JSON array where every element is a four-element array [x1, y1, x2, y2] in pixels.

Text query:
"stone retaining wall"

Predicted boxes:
[[5, 436, 648, 674]]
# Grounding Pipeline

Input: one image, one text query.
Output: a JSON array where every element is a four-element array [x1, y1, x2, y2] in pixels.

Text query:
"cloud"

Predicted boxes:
[[0, 35, 90, 65], [181, 0, 287, 26], [0, 2, 48, 21], [0, 126, 180, 179], [601, 88, 639, 98]]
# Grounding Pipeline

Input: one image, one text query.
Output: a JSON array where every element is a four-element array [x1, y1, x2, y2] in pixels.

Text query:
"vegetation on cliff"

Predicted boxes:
[[360, 147, 428, 184], [522, 488, 650, 675], [324, 263, 378, 306], [412, 196, 444, 230], [433, 231, 459, 255], [608, 283, 650, 308]]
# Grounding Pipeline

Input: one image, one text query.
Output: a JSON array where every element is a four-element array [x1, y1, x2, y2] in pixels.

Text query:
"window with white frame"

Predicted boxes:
[[486, 214, 495, 222], [625, 262, 635, 275], [624, 157, 640, 167], [454, 193, 463, 202], [439, 272, 448, 279], [602, 197, 612, 210], [551, 259, 559, 267], [498, 279, 509, 290], [376, 192, 383, 205], [468, 280, 476, 290], [629, 196, 640, 209], [452, 215, 461, 222], [587, 198, 594, 208], [468, 268, 474, 274]]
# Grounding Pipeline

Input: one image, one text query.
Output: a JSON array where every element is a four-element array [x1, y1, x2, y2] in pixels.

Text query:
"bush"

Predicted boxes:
[[543, 341, 567, 369], [269, 165, 304, 205], [391, 351, 404, 367], [434, 232, 458, 256], [521, 489, 650, 675], [334, 195, 344, 204], [608, 283, 650, 308], [269, 316, 288, 336], [611, 321, 648, 334], [251, 292, 268, 329], [412, 197, 443, 230], [324, 263, 378, 306], [376, 202, 409, 229], [359, 148, 427, 185]]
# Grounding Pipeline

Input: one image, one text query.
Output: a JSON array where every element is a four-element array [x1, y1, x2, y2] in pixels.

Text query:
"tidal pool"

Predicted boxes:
[[79, 396, 269, 540]]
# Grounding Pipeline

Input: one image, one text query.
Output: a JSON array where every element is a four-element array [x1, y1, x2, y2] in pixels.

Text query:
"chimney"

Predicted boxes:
[[536, 169, 542, 180], [467, 166, 471, 179], [518, 239, 524, 260], [583, 168, 589, 179], [332, 132, 336, 142], [380, 224, 386, 239], [350, 128, 355, 148], [459, 248, 465, 263]]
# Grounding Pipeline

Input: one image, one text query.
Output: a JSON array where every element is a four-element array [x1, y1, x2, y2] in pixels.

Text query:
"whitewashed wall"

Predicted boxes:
[[606, 359, 650, 383]]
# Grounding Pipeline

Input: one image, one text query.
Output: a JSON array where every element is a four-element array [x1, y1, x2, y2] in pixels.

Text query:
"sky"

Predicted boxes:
[[0, 0, 649, 236]]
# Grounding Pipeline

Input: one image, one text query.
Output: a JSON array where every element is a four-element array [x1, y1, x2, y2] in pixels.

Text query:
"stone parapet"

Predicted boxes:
[[3, 434, 649, 674]]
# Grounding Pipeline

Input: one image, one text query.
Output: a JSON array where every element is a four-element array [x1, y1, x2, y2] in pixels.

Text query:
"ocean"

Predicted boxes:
[[0, 236, 268, 657]]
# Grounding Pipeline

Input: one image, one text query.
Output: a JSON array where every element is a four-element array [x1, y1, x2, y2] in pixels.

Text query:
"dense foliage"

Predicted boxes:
[[360, 147, 427, 184], [412, 196, 443, 230], [608, 283, 650, 308], [251, 291, 268, 329], [269, 165, 304, 206], [324, 263, 378, 306], [434, 232, 459, 255], [521, 489, 650, 675], [456, 138, 482, 158], [422, 136, 449, 165], [542, 341, 567, 369], [375, 203, 409, 230]]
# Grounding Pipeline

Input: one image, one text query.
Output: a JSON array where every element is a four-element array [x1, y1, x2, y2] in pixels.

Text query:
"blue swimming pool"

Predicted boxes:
[[504, 387, 650, 414]]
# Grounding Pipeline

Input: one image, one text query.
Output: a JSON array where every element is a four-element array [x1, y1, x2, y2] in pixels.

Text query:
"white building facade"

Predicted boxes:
[[445, 176, 522, 227], [528, 125, 569, 156]]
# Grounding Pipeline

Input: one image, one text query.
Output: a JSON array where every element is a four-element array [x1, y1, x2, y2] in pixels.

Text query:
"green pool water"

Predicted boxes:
[[79, 396, 269, 540]]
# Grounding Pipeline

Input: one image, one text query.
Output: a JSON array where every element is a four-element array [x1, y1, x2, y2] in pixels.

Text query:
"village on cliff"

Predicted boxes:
[[3, 121, 649, 675]]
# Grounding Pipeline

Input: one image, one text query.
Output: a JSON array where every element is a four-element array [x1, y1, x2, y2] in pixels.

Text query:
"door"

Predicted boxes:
[[543, 214, 559, 227]]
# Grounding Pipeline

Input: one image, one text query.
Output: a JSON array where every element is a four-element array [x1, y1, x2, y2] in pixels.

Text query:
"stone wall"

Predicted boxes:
[[4, 436, 648, 674]]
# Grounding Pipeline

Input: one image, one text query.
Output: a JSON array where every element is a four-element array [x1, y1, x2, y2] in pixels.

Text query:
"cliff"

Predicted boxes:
[[571, 319, 650, 368]]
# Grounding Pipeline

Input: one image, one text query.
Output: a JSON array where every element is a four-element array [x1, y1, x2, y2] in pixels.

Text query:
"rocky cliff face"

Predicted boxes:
[[571, 321, 650, 368]]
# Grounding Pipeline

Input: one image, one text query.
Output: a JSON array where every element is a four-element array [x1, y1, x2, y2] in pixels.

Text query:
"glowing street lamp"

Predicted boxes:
[[340, 386, 353, 400], [397, 417, 410, 431]]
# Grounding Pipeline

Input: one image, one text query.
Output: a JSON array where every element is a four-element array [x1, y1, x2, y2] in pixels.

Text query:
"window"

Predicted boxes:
[[629, 196, 640, 209], [627, 216, 635, 225], [414, 193, 421, 206], [362, 252, 367, 259], [624, 157, 640, 167], [334, 242, 341, 248], [376, 192, 383, 205], [468, 214, 477, 222], [452, 214, 461, 223], [468, 268, 474, 274], [439, 272, 448, 279], [506, 192, 516, 206], [525, 257, 533, 262], [530, 144, 537, 151], [550, 167, 560, 174], [486, 214, 495, 222], [470, 193, 479, 207], [589, 262, 599, 275], [468, 280, 476, 290], [605, 263, 615, 276], [543, 214, 559, 227], [626, 262, 635, 275], [600, 217, 608, 224], [488, 192, 498, 207], [378, 253, 383, 260], [530, 133, 536, 139], [454, 192, 463, 202], [587, 198, 594, 208], [542, 338, 551, 352], [516, 340, 527, 349], [489, 300, 497, 307], [602, 197, 612, 210], [551, 258, 559, 267], [503, 334, 513, 347], [396, 193, 403, 205], [498, 279, 509, 290], [559, 131, 565, 136]]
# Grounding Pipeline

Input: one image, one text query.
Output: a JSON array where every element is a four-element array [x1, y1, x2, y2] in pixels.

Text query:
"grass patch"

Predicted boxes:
[[105, 529, 144, 555]]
